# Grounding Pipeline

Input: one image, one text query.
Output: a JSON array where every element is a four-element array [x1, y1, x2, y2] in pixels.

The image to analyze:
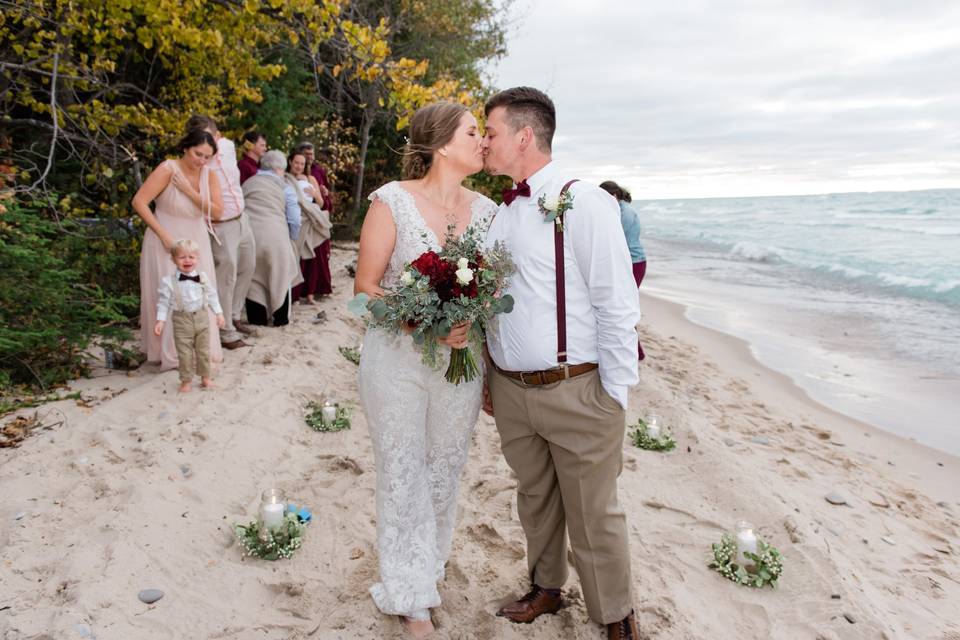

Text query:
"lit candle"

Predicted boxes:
[[259, 489, 286, 530], [321, 400, 338, 426], [735, 520, 758, 569], [646, 414, 662, 440]]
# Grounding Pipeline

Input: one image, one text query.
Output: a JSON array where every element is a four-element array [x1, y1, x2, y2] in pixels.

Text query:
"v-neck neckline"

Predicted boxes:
[[394, 183, 477, 249]]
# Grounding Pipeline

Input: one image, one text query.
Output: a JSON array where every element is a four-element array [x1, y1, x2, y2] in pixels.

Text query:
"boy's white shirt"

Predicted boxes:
[[156, 270, 223, 321]]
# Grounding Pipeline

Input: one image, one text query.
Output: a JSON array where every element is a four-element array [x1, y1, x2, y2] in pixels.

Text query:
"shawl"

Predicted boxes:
[[286, 174, 332, 260], [242, 173, 303, 313]]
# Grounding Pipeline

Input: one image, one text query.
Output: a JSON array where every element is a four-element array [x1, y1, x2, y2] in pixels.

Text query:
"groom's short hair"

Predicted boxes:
[[484, 87, 556, 153]]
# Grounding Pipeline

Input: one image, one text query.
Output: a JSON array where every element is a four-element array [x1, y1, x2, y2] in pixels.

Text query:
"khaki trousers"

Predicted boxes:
[[211, 216, 256, 342], [490, 367, 632, 625], [172, 310, 211, 382]]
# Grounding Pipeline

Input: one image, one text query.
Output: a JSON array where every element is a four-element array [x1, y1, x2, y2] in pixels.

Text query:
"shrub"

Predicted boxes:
[[0, 201, 136, 391]]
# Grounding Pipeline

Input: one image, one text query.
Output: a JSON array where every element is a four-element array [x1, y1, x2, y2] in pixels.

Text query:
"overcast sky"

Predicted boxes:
[[490, 0, 960, 199]]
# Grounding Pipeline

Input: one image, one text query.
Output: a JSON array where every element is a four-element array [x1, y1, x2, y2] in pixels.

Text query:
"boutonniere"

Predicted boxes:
[[537, 189, 575, 231], [199, 272, 209, 285]]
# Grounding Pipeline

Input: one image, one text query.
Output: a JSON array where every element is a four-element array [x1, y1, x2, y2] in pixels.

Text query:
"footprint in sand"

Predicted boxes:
[[317, 453, 365, 475], [466, 522, 525, 559]]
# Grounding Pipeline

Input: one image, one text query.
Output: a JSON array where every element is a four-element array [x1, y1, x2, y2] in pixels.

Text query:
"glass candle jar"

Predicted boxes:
[[259, 488, 286, 530], [735, 520, 758, 569], [645, 413, 662, 440], [321, 400, 338, 426]]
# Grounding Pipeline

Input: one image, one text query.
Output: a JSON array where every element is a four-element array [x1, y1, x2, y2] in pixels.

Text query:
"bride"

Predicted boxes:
[[354, 101, 497, 637]]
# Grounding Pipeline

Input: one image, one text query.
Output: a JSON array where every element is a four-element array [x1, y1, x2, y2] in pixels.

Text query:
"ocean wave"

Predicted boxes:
[[876, 273, 934, 288], [862, 223, 960, 236], [812, 263, 960, 305], [934, 280, 960, 294], [729, 241, 783, 263]]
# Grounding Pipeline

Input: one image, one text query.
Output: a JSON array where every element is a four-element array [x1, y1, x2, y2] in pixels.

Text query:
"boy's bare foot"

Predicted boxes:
[[401, 617, 434, 638], [201, 378, 215, 389], [179, 382, 192, 393]]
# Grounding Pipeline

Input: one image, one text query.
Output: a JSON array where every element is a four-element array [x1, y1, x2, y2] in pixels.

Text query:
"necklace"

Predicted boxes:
[[417, 188, 465, 230]]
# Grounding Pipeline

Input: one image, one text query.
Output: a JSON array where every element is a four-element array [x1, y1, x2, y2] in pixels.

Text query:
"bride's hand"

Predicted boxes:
[[438, 321, 470, 349]]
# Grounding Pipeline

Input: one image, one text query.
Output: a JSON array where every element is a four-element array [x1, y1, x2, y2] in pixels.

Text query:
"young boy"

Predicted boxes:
[[154, 239, 226, 392]]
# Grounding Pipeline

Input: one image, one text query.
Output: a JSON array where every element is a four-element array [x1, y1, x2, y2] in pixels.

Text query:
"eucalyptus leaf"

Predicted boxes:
[[347, 293, 370, 316]]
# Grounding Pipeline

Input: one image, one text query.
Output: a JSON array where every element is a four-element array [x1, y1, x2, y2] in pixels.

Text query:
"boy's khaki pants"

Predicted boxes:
[[172, 310, 210, 382]]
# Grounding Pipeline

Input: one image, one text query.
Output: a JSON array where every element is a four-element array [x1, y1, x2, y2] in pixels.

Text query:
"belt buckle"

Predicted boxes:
[[518, 370, 535, 387]]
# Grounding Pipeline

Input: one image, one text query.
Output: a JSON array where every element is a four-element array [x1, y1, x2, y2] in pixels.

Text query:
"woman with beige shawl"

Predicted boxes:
[[287, 151, 333, 305], [241, 150, 303, 327]]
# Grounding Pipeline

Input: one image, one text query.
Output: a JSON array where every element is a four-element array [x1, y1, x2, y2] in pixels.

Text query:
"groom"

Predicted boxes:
[[481, 87, 642, 639]]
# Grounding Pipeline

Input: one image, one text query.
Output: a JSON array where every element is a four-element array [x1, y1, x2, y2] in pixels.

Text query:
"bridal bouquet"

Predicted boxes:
[[349, 226, 515, 384]]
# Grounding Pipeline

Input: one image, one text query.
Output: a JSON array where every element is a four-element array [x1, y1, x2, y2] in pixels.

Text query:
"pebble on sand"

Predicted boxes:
[[824, 492, 847, 506], [138, 589, 164, 604]]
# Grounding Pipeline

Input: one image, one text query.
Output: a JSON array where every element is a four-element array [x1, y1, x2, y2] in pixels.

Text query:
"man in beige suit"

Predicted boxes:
[[481, 87, 642, 640]]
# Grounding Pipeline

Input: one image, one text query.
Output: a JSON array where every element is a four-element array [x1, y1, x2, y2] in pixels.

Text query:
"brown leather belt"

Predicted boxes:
[[212, 214, 242, 224], [494, 362, 597, 386]]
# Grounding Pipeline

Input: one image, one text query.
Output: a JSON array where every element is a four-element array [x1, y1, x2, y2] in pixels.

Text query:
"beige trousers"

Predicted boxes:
[[172, 310, 211, 382], [489, 367, 632, 625], [210, 215, 256, 342]]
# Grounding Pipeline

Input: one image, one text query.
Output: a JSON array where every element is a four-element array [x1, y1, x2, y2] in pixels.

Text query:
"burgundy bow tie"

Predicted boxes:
[[502, 180, 531, 206], [178, 273, 201, 283]]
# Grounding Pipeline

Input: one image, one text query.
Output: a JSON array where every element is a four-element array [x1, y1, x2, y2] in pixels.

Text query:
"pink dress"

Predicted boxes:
[[139, 159, 223, 370]]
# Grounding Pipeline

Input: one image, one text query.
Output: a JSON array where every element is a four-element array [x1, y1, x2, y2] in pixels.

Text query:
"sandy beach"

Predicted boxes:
[[1, 244, 958, 640]]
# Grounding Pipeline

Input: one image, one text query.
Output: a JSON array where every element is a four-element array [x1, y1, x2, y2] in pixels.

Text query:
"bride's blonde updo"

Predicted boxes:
[[401, 101, 469, 180]]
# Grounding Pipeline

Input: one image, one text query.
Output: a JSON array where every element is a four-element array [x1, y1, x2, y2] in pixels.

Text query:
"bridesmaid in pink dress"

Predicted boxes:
[[133, 129, 225, 371]]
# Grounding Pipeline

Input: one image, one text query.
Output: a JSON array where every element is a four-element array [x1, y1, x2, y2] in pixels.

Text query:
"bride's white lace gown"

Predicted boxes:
[[358, 182, 497, 620]]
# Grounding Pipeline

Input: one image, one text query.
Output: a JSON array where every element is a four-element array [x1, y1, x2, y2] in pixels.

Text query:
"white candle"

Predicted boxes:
[[260, 501, 285, 530], [646, 414, 661, 439], [321, 403, 337, 425], [735, 521, 758, 568]]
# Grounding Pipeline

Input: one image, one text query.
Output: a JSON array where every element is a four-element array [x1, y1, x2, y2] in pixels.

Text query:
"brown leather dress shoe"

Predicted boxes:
[[496, 585, 563, 624], [233, 321, 253, 335], [607, 610, 640, 639], [221, 339, 249, 350]]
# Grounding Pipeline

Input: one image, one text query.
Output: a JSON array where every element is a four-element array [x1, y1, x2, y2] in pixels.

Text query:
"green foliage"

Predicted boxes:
[[709, 533, 784, 588], [629, 418, 677, 452], [0, 201, 135, 391], [304, 401, 352, 432], [234, 514, 306, 561], [338, 345, 361, 365]]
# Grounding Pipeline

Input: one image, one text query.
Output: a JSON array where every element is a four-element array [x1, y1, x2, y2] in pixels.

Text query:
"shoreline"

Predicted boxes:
[[637, 289, 959, 501], [1, 245, 958, 639]]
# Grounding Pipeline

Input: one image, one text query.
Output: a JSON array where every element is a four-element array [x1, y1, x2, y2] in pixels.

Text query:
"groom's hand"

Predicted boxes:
[[482, 379, 494, 417]]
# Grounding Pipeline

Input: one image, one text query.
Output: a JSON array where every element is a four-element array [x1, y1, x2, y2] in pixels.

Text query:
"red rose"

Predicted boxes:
[[411, 251, 444, 279]]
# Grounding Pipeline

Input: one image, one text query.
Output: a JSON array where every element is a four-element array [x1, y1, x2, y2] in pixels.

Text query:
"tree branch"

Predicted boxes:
[[26, 52, 59, 192]]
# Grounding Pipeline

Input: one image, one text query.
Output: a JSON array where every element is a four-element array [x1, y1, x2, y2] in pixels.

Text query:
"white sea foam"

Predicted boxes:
[[730, 241, 783, 263]]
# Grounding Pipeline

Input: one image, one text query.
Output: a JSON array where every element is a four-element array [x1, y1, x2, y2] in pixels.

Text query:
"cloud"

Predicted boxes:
[[491, 0, 960, 197]]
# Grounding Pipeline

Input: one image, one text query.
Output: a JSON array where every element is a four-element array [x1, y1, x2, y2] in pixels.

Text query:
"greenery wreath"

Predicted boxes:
[[305, 401, 352, 432], [709, 533, 783, 588], [234, 514, 306, 561], [629, 418, 676, 451]]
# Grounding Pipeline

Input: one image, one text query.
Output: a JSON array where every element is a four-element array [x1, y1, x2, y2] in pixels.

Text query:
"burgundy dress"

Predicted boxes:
[[292, 163, 333, 298]]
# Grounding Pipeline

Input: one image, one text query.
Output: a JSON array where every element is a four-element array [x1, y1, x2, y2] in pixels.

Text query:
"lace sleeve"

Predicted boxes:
[[368, 182, 402, 227], [470, 193, 500, 233]]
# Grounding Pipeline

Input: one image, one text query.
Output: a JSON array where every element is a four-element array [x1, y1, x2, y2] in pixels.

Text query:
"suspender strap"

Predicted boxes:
[[554, 179, 579, 366]]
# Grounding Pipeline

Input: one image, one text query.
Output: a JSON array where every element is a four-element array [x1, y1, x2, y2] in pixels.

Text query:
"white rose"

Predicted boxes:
[[455, 267, 474, 285], [457, 257, 470, 270], [400, 270, 414, 286], [199, 272, 209, 284], [543, 197, 560, 211]]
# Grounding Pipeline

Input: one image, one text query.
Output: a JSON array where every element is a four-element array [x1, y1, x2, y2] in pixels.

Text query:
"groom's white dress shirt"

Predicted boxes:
[[485, 162, 641, 408]]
